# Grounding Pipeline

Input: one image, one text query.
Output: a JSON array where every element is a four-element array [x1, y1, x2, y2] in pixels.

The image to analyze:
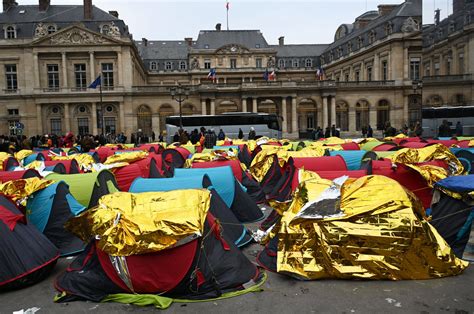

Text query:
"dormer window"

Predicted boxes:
[[347, 42, 352, 53], [150, 61, 158, 71], [305, 58, 312, 68], [438, 29, 443, 39], [5, 25, 16, 39], [278, 59, 285, 69], [449, 21, 455, 33], [165, 61, 172, 70], [255, 44, 260, 48], [384, 22, 393, 36], [204, 44, 210, 49], [292, 59, 299, 68], [179, 61, 187, 70], [47, 25, 57, 34], [465, 11, 471, 25], [101, 24, 110, 35], [356, 36, 363, 49], [368, 30, 376, 44], [337, 47, 343, 58]]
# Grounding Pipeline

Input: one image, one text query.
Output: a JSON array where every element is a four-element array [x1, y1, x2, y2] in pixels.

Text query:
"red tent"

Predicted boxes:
[[372, 143, 398, 151], [162, 147, 191, 176], [400, 142, 434, 149], [1, 156, 19, 172], [394, 137, 422, 145], [92, 147, 116, 163], [192, 160, 243, 182], [44, 160, 80, 174], [292, 156, 348, 172], [0, 169, 41, 183], [113, 163, 144, 191], [426, 139, 458, 147]]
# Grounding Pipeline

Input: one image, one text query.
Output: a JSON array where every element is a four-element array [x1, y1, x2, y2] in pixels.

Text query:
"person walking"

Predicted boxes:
[[367, 125, 373, 138], [218, 129, 226, 140], [248, 127, 256, 140], [238, 128, 244, 139], [205, 128, 217, 148]]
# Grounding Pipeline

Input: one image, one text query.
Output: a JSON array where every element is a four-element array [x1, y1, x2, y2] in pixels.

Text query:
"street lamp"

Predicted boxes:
[[170, 84, 190, 129]]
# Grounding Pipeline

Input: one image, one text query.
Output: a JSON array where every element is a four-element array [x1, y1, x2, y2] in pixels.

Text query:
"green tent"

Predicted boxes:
[[46, 170, 119, 208], [360, 141, 384, 151]]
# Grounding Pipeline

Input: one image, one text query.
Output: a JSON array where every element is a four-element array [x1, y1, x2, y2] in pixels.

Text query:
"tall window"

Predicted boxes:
[[77, 118, 89, 135], [104, 117, 116, 134], [377, 100, 390, 130], [50, 118, 62, 135], [47, 64, 60, 90], [256, 58, 262, 68], [434, 62, 440, 75], [458, 53, 464, 74], [336, 102, 349, 131], [345, 73, 349, 81], [230, 59, 237, 69], [305, 58, 312, 68], [355, 70, 360, 82], [204, 59, 211, 69], [278, 59, 285, 69], [355, 101, 369, 131], [102, 63, 114, 88], [5, 64, 17, 91], [5, 26, 16, 39], [425, 63, 431, 76], [74, 64, 87, 90], [367, 66, 372, 81], [382, 60, 388, 81], [179, 61, 187, 70], [410, 57, 420, 80], [446, 55, 452, 75]]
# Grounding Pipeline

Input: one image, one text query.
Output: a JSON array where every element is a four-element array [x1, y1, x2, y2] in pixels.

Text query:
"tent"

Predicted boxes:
[[237, 144, 253, 168], [372, 143, 398, 151], [1, 155, 19, 171], [114, 157, 164, 191], [191, 159, 266, 204], [293, 155, 348, 171], [26, 182, 86, 256], [44, 162, 67, 174], [55, 194, 264, 307], [329, 151, 377, 170], [0, 169, 41, 183], [46, 170, 119, 208], [45, 160, 80, 174], [130, 176, 253, 247], [0, 194, 59, 291], [23, 153, 45, 166], [431, 175, 474, 258], [400, 142, 434, 149], [451, 148, 474, 174], [162, 147, 191, 177], [174, 167, 264, 223]]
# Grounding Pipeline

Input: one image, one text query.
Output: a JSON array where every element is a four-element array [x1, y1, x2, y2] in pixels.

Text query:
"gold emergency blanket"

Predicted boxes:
[[14, 150, 34, 163], [387, 144, 464, 175], [275, 175, 468, 280], [104, 151, 148, 165], [185, 150, 238, 168], [52, 154, 96, 171], [0, 178, 53, 206], [66, 190, 211, 256], [0, 152, 12, 171], [250, 146, 326, 182]]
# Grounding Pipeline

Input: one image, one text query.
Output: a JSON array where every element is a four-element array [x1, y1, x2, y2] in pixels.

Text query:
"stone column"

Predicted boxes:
[[117, 51, 123, 87], [252, 98, 258, 113], [64, 103, 71, 132], [451, 46, 458, 74], [61, 52, 68, 90], [92, 102, 98, 135], [119, 102, 125, 133], [291, 97, 297, 135], [242, 98, 247, 112], [330, 96, 336, 127], [281, 97, 288, 134], [322, 96, 328, 129], [348, 106, 356, 133], [36, 104, 43, 134], [403, 48, 409, 80], [89, 51, 95, 81], [374, 53, 380, 81], [33, 53, 40, 91], [210, 99, 215, 115], [201, 100, 207, 115]]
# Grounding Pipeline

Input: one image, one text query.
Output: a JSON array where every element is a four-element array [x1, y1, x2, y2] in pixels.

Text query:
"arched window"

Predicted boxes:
[[292, 59, 299, 68], [137, 105, 152, 136], [355, 100, 369, 131], [101, 24, 110, 35], [179, 61, 187, 70], [376, 100, 390, 130], [305, 58, 312, 68], [298, 99, 317, 132], [165, 61, 172, 70], [47, 25, 57, 34], [336, 102, 349, 131], [278, 59, 285, 69], [150, 61, 157, 71], [5, 26, 16, 39], [384, 22, 393, 36], [368, 30, 376, 44]]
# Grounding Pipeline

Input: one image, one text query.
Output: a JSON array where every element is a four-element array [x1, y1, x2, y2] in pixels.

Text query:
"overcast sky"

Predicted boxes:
[[20, 0, 449, 44]]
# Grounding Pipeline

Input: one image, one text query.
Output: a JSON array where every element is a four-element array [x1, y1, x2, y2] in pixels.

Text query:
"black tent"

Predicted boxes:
[[0, 195, 59, 291]]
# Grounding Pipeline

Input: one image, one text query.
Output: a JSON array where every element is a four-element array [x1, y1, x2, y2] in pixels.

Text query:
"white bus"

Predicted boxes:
[[422, 106, 474, 138], [165, 112, 282, 142]]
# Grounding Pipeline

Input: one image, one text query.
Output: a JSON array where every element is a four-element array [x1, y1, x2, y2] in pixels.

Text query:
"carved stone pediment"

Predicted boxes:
[[33, 25, 120, 46], [215, 44, 250, 54], [401, 17, 420, 33]]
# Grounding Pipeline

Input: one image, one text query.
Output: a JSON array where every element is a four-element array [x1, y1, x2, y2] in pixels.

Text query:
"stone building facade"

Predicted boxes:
[[0, 0, 422, 138], [422, 0, 474, 109]]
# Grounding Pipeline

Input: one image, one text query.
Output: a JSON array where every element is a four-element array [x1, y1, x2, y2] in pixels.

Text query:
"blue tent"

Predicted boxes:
[[129, 175, 253, 247], [173, 167, 264, 223], [23, 153, 45, 166], [434, 175, 474, 193], [329, 150, 376, 170], [26, 181, 86, 256]]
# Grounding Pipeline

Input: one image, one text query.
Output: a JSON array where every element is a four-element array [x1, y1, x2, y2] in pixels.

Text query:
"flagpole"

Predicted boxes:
[[99, 75, 105, 135], [226, 1, 229, 30]]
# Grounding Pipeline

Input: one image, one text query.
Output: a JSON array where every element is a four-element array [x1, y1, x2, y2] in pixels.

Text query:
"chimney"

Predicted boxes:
[[215, 23, 222, 31], [452, 0, 465, 14], [184, 37, 193, 47], [3, 0, 17, 12], [278, 36, 285, 46], [434, 8, 440, 25], [84, 0, 93, 20], [39, 0, 50, 11], [108, 10, 119, 18], [142, 38, 148, 46], [378, 5, 398, 16]]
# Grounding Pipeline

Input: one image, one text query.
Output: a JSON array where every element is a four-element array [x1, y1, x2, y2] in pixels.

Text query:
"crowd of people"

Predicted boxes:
[[171, 127, 257, 149]]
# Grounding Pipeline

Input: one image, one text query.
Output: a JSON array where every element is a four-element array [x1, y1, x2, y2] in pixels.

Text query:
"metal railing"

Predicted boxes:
[[336, 80, 396, 87], [422, 74, 473, 83]]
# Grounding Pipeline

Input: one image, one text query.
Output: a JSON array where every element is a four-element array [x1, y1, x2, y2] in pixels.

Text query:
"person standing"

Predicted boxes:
[[455, 121, 463, 137], [331, 124, 337, 137], [248, 127, 256, 140], [218, 129, 225, 140], [367, 125, 373, 138], [361, 126, 368, 138], [324, 126, 331, 138], [238, 128, 244, 139], [205, 128, 217, 148]]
